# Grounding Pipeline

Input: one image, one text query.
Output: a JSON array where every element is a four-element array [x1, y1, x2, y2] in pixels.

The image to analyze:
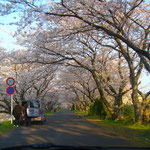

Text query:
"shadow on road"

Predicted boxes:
[[0, 110, 132, 149]]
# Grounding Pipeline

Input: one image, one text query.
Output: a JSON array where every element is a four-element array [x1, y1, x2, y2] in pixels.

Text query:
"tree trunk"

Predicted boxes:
[[91, 71, 114, 117], [131, 80, 142, 123], [114, 95, 124, 121], [141, 100, 150, 123], [115, 37, 143, 123]]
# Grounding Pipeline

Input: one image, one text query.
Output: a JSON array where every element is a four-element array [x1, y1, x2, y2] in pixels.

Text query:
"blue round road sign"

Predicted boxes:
[[6, 87, 15, 95]]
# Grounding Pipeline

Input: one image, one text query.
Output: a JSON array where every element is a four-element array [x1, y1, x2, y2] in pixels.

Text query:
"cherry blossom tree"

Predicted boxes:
[[0, 0, 149, 122], [0, 50, 59, 114]]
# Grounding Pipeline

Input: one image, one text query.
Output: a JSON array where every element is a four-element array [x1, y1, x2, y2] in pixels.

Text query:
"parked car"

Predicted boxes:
[[20, 99, 46, 125]]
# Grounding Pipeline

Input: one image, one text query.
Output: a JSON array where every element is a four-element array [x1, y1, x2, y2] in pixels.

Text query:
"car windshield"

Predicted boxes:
[[0, 0, 150, 149], [29, 101, 40, 109]]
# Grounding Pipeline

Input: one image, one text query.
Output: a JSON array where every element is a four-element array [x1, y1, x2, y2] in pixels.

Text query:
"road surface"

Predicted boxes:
[[0, 110, 131, 149]]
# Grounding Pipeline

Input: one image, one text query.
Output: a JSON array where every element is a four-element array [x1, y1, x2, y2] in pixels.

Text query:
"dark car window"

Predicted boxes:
[[29, 101, 40, 109], [30, 102, 34, 108]]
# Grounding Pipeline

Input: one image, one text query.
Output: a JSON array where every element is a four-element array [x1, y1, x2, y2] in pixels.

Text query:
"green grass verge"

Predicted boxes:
[[0, 121, 16, 134], [73, 110, 87, 115], [46, 109, 61, 116], [46, 111, 55, 116], [73, 110, 150, 147]]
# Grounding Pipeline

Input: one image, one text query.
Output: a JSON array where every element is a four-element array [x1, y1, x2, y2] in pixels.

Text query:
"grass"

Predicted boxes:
[[0, 109, 61, 134], [46, 108, 61, 116], [73, 110, 87, 115], [46, 111, 55, 116], [73, 110, 150, 147], [0, 121, 16, 134]]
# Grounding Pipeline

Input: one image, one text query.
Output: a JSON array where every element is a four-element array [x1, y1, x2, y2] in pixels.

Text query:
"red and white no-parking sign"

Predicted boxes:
[[6, 77, 15, 86]]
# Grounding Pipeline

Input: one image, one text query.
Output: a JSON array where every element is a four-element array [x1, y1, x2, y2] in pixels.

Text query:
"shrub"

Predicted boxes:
[[88, 99, 111, 119], [88, 102, 95, 116], [71, 104, 75, 110], [123, 105, 134, 121]]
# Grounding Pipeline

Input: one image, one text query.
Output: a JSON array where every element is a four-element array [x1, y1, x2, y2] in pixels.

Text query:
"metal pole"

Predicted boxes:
[[11, 95, 13, 124]]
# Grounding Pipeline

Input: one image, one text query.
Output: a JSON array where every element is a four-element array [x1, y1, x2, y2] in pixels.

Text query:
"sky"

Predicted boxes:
[[0, 11, 22, 51], [0, 26, 21, 51], [0, 0, 149, 93]]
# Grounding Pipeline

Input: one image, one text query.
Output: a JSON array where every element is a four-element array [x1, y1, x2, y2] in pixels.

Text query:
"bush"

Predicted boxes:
[[71, 104, 75, 110], [124, 105, 134, 121], [94, 100, 106, 118], [88, 99, 110, 119], [88, 103, 95, 116]]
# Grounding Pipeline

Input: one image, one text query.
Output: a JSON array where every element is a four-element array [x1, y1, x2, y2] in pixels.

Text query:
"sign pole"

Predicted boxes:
[[11, 94, 13, 124], [6, 77, 15, 124]]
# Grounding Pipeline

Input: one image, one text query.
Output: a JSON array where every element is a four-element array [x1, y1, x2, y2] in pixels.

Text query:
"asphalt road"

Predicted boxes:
[[0, 110, 131, 149]]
